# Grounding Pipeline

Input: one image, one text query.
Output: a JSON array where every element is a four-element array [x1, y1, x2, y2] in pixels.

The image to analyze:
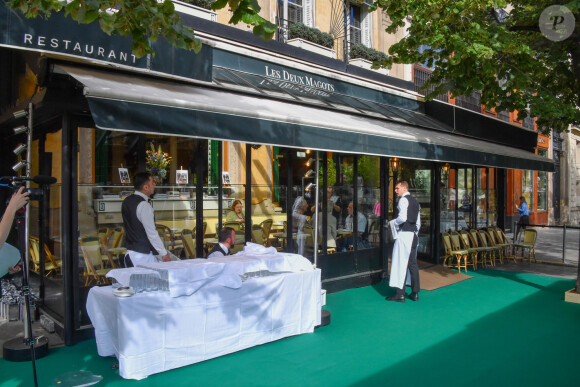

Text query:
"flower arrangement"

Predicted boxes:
[[146, 144, 172, 183]]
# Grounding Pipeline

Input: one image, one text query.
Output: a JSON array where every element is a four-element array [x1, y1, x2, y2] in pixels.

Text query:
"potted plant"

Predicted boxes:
[[173, 0, 217, 21], [349, 43, 389, 75], [287, 23, 336, 58]]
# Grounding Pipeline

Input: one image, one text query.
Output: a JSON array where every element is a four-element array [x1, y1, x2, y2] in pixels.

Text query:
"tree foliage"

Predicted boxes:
[[370, 0, 580, 133], [5, 0, 277, 58]]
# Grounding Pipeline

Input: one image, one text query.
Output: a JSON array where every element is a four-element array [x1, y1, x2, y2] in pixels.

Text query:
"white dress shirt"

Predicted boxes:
[[133, 191, 167, 257]]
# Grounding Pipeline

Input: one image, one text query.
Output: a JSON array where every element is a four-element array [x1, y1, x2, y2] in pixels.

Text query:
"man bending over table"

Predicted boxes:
[[207, 227, 236, 258]]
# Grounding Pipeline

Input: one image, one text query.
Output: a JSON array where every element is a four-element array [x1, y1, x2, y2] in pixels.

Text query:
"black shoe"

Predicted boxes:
[[386, 294, 405, 303], [407, 292, 419, 302]]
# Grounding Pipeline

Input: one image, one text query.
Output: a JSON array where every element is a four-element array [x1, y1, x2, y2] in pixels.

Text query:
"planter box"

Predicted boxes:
[[349, 57, 389, 76], [173, 1, 217, 21], [287, 38, 336, 59]]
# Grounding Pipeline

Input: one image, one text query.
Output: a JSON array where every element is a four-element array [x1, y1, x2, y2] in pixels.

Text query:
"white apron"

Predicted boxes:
[[389, 231, 414, 289]]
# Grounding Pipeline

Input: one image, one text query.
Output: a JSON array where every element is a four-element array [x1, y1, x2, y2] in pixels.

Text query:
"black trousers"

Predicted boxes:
[[396, 234, 420, 294]]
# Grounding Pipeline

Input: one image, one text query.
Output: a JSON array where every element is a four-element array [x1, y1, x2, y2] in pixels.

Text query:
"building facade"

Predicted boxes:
[[0, 1, 553, 344]]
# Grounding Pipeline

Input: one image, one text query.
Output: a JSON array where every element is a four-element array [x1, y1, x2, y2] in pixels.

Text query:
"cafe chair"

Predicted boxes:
[[441, 232, 468, 273], [223, 221, 243, 231], [156, 224, 175, 252], [80, 235, 112, 286], [181, 229, 198, 259], [252, 219, 273, 247], [29, 236, 62, 277], [229, 231, 246, 254], [478, 229, 502, 266], [487, 227, 510, 264], [468, 230, 493, 268], [513, 229, 537, 263], [494, 227, 517, 262], [106, 227, 126, 267], [451, 231, 477, 270]]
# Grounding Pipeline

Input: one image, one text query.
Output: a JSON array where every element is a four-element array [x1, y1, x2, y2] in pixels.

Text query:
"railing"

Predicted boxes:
[[455, 92, 481, 112], [413, 67, 449, 102], [510, 222, 580, 265]]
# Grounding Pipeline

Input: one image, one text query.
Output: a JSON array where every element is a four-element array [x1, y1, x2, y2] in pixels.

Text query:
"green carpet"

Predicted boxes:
[[2, 270, 579, 386]]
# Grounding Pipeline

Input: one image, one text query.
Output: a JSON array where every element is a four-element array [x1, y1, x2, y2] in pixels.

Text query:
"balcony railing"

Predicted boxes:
[[413, 67, 448, 102], [455, 92, 481, 112]]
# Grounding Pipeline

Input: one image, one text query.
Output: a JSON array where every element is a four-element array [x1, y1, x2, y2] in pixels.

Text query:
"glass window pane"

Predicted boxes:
[[440, 165, 456, 232], [522, 170, 534, 211], [399, 160, 432, 257], [457, 168, 473, 229], [357, 155, 380, 249]]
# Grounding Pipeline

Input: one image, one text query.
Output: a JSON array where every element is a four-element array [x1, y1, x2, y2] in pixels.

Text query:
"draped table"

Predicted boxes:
[[86, 253, 321, 380]]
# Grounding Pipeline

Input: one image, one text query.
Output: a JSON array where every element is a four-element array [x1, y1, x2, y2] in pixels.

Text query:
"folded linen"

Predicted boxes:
[[106, 267, 161, 287]]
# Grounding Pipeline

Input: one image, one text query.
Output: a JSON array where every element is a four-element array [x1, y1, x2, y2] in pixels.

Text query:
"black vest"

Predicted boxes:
[[400, 194, 420, 232], [122, 194, 158, 255], [208, 243, 229, 257]]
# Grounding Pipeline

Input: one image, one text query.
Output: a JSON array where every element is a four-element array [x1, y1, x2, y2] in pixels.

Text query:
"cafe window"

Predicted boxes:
[[457, 168, 473, 229], [537, 150, 547, 211], [522, 169, 534, 211], [399, 159, 432, 257]]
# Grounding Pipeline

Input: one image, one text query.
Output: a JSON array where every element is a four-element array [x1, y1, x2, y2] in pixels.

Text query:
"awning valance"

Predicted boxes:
[[57, 64, 553, 172]]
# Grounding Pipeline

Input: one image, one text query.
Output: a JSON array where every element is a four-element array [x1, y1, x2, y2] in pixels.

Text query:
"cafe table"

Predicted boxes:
[[86, 255, 321, 380]]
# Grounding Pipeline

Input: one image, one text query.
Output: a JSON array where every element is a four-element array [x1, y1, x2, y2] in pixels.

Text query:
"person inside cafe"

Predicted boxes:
[[121, 172, 170, 267], [226, 199, 245, 223], [310, 187, 339, 249], [207, 227, 236, 258], [292, 196, 310, 256], [336, 201, 367, 252]]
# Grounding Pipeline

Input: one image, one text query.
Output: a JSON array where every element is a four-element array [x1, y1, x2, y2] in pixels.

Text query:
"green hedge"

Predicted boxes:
[[184, 0, 213, 10], [288, 23, 334, 49], [349, 43, 388, 63]]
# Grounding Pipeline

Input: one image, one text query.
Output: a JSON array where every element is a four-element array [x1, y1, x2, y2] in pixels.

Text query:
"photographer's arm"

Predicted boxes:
[[0, 187, 29, 250]]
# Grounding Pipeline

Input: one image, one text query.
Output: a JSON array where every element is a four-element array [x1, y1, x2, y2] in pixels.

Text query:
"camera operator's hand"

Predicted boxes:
[[7, 187, 30, 213], [0, 187, 30, 250]]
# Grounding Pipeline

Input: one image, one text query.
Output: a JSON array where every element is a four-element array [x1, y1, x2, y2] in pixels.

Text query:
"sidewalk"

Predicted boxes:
[[505, 227, 579, 266]]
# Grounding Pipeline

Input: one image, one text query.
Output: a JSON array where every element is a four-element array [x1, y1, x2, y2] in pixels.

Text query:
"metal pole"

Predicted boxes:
[[313, 152, 320, 268], [562, 223, 566, 263], [23, 102, 33, 341]]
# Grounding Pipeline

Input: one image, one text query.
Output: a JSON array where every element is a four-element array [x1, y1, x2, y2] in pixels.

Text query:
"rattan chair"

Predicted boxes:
[[513, 229, 537, 262], [441, 232, 468, 273], [29, 236, 61, 277], [80, 235, 111, 286]]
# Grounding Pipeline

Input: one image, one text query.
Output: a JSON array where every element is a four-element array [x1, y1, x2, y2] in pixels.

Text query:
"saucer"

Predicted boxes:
[[113, 286, 135, 297]]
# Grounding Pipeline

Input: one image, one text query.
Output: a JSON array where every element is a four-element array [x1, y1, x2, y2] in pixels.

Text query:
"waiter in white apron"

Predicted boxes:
[[386, 181, 421, 303]]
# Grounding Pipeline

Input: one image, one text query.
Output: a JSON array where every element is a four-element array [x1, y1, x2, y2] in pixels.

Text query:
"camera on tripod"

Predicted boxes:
[[10, 180, 43, 201], [1, 175, 57, 203]]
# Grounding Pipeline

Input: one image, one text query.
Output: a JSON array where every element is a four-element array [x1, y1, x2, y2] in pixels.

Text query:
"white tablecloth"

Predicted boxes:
[[86, 268, 321, 380]]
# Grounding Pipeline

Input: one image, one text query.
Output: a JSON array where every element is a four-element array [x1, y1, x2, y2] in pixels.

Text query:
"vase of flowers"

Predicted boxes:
[[146, 144, 172, 184]]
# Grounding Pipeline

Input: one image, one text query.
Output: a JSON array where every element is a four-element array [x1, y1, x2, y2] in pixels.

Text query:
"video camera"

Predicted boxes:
[[1, 175, 57, 201]]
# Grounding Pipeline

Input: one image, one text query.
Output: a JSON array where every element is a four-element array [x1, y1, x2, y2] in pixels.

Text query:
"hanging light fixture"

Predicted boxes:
[[389, 158, 400, 174], [306, 157, 315, 167]]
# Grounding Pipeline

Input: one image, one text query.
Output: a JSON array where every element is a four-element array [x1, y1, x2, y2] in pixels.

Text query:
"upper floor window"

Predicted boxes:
[[288, 0, 303, 24], [348, 2, 372, 48], [349, 4, 362, 45], [279, 0, 313, 28]]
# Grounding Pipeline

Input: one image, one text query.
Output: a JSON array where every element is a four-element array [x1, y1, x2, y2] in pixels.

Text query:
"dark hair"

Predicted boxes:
[[396, 181, 409, 189], [218, 227, 235, 243], [133, 172, 152, 190], [520, 196, 526, 202]]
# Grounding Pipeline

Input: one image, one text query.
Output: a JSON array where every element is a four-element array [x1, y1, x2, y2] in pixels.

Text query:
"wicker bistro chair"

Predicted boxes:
[[451, 231, 477, 270], [441, 232, 469, 273], [513, 229, 537, 263], [480, 229, 504, 265], [29, 236, 62, 277], [468, 229, 494, 268], [493, 227, 517, 262], [80, 235, 111, 286], [104, 227, 125, 268], [487, 227, 512, 263], [476, 229, 503, 266], [181, 229, 197, 259]]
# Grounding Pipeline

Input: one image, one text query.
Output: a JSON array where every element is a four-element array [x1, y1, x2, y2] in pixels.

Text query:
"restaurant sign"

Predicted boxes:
[[0, 2, 212, 82]]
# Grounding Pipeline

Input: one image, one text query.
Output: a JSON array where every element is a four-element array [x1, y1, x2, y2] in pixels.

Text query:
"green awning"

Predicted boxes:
[[57, 64, 553, 172]]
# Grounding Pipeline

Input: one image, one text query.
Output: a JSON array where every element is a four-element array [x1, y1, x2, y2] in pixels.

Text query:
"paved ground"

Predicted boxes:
[[2, 225, 578, 358]]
